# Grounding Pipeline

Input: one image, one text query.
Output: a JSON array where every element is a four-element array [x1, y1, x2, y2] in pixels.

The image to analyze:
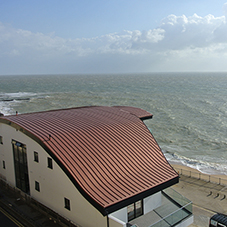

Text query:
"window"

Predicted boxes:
[[35, 181, 40, 192], [3, 160, 5, 169], [64, 198, 70, 210], [0, 136, 3, 144], [12, 140, 30, 195], [34, 151, 39, 162], [127, 200, 143, 221], [47, 157, 53, 169]]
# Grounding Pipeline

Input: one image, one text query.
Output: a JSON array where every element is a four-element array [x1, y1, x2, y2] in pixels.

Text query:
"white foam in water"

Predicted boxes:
[[0, 101, 14, 115], [0, 92, 36, 115], [165, 150, 227, 175], [1, 73, 227, 175], [3, 92, 37, 99]]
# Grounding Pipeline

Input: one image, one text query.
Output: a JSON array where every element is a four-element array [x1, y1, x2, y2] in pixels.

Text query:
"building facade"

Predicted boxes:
[[0, 106, 193, 227]]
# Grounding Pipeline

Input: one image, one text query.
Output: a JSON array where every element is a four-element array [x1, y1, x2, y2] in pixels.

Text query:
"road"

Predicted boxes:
[[0, 206, 24, 227]]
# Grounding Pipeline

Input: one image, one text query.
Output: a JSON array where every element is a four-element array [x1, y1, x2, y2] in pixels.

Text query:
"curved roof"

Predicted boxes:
[[0, 106, 178, 215]]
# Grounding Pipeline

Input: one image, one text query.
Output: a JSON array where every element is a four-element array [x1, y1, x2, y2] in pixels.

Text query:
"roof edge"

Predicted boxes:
[[140, 115, 153, 121], [104, 175, 179, 216], [112, 106, 153, 120]]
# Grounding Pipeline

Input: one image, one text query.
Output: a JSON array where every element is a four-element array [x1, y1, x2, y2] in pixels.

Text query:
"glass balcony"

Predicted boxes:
[[129, 188, 193, 227]]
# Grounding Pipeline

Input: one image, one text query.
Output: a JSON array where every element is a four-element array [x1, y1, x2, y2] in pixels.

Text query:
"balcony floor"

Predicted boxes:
[[129, 195, 191, 227]]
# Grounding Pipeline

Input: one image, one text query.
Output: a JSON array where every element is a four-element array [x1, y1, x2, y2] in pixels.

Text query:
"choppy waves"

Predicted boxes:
[[164, 150, 227, 175], [1, 73, 227, 175], [0, 92, 48, 115]]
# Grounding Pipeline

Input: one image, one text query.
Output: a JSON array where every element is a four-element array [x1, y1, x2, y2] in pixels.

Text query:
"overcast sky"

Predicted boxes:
[[1, 0, 227, 75]]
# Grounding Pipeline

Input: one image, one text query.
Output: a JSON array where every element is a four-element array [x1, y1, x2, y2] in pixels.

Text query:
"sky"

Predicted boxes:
[[1, 0, 227, 75]]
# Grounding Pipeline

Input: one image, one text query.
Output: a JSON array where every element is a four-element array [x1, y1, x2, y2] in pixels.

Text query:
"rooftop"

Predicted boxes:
[[0, 106, 178, 215]]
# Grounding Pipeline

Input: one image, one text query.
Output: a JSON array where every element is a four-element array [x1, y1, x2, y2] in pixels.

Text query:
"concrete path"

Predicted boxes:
[[172, 175, 227, 227]]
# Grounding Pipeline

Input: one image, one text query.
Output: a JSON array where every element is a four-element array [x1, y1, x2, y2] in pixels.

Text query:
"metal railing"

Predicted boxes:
[[149, 203, 192, 227], [174, 167, 227, 186], [149, 188, 193, 227]]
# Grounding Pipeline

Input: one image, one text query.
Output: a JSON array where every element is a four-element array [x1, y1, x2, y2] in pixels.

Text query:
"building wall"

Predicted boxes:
[[110, 207, 128, 224], [144, 191, 162, 214], [0, 123, 17, 185], [109, 192, 162, 224], [0, 122, 165, 227], [109, 215, 127, 227], [0, 123, 109, 227]]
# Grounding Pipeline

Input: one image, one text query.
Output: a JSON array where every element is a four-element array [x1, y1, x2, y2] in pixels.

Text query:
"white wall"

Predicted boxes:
[[109, 215, 127, 227], [0, 123, 17, 185], [0, 122, 168, 227], [144, 191, 162, 214], [110, 207, 128, 224], [0, 123, 122, 227], [109, 193, 163, 225]]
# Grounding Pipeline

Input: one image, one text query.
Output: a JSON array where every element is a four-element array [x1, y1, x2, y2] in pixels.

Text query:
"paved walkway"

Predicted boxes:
[[0, 180, 77, 227], [1, 175, 226, 227], [172, 174, 227, 227]]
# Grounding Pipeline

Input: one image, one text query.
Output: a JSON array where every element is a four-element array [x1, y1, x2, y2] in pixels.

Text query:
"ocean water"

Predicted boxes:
[[1, 72, 227, 175]]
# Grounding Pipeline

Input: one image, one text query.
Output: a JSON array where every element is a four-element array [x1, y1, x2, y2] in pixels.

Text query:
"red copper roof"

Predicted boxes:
[[112, 106, 153, 120], [0, 106, 178, 215]]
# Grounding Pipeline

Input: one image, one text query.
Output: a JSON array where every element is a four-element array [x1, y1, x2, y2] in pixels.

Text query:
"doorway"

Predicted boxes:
[[12, 140, 30, 195], [127, 200, 143, 221]]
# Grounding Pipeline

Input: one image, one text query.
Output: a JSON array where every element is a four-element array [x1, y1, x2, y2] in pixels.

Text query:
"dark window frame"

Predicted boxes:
[[35, 181, 40, 192], [47, 157, 53, 169], [34, 151, 39, 162], [0, 136, 3, 144], [64, 197, 71, 211], [12, 140, 30, 195], [127, 200, 143, 221], [3, 160, 5, 169]]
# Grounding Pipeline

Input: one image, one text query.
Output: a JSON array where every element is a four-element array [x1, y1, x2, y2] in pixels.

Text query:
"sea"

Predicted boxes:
[[1, 72, 227, 175]]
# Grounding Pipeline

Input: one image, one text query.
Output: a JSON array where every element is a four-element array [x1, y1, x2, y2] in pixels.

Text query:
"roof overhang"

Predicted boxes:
[[0, 106, 178, 216]]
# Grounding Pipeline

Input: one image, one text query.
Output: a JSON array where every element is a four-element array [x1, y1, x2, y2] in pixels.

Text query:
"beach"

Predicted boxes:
[[171, 164, 227, 227]]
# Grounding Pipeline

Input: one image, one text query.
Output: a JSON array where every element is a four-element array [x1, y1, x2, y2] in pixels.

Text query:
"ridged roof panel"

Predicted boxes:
[[112, 106, 153, 120], [0, 106, 178, 215]]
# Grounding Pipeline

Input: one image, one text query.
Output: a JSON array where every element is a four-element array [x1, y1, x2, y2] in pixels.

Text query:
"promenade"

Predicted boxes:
[[172, 164, 227, 227], [1, 165, 227, 227]]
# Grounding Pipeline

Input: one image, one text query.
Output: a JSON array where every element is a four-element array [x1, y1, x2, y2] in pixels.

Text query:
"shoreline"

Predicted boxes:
[[171, 163, 227, 183]]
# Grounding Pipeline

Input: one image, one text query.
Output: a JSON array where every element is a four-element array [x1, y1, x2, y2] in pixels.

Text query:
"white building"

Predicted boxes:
[[0, 106, 193, 227]]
